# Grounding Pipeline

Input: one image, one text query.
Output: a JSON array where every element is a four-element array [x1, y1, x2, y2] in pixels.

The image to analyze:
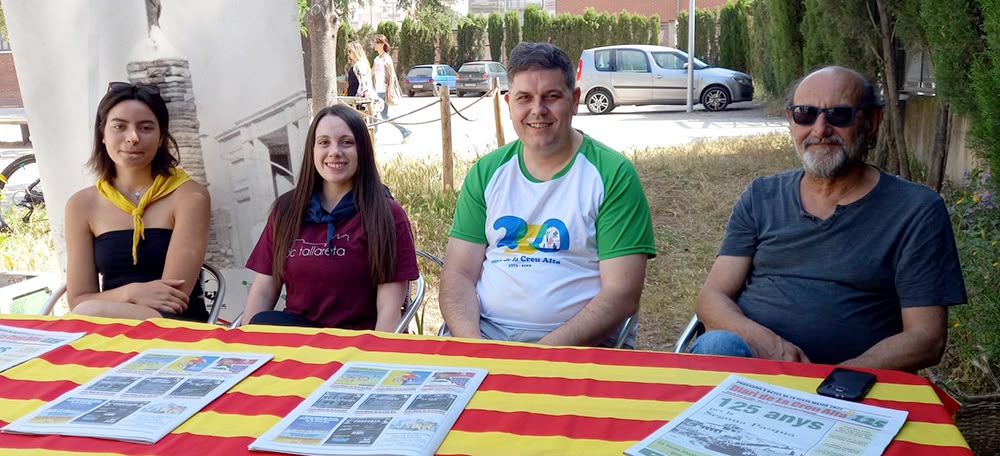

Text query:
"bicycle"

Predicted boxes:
[[0, 153, 44, 232]]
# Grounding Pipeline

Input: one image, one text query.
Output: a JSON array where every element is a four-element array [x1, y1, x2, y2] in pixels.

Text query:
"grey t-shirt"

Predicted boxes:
[[719, 168, 967, 365]]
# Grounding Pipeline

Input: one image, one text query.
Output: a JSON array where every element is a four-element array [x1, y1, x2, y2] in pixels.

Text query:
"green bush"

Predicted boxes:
[[488, 12, 504, 62], [719, 0, 750, 72], [523, 4, 549, 43], [942, 168, 1000, 392], [504, 11, 520, 64]]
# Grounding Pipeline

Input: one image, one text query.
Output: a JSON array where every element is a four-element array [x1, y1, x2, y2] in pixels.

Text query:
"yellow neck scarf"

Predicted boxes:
[[96, 168, 191, 265]]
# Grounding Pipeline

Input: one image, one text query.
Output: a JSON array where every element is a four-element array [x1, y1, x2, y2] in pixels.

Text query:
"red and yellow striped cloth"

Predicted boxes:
[[0, 315, 972, 455]]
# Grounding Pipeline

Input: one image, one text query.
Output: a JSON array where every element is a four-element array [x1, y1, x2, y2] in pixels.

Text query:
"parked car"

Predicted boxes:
[[576, 44, 753, 114], [456, 61, 509, 97], [402, 64, 458, 97]]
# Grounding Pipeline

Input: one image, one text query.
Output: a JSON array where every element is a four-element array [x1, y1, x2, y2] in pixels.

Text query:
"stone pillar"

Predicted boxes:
[[125, 59, 208, 186]]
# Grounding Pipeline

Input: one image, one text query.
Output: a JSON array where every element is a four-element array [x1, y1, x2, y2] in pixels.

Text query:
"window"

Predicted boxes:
[[616, 50, 649, 73], [594, 50, 612, 71], [0, 36, 11, 52], [652, 52, 684, 70]]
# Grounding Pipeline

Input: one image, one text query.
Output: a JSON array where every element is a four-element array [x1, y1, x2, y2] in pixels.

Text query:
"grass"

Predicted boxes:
[[0, 205, 57, 274], [3, 135, 996, 394]]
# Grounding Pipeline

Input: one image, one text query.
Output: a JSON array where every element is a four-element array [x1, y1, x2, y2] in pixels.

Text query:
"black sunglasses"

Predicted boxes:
[[787, 105, 859, 128], [107, 81, 161, 95]]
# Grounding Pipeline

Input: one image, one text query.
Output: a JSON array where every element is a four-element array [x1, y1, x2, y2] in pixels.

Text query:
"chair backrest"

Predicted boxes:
[[672, 314, 705, 353], [200, 263, 226, 325]]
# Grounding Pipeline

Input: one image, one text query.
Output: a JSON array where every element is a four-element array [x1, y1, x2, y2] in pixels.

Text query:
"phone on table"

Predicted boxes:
[[816, 368, 877, 402]]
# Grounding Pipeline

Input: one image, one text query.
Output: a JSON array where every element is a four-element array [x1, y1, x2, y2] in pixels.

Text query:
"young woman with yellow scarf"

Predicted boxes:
[[64, 82, 211, 321]]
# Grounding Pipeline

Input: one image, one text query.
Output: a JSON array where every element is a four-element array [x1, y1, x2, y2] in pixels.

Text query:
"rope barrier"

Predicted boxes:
[[344, 84, 501, 128]]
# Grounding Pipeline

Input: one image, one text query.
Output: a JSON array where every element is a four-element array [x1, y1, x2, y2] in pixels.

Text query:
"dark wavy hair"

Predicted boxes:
[[507, 42, 575, 91], [88, 83, 179, 181], [270, 104, 396, 284]]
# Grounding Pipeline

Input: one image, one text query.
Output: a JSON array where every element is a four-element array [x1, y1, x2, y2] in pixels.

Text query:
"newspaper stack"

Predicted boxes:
[[0, 324, 85, 372], [626, 375, 907, 456], [2, 348, 272, 444], [250, 361, 488, 456]]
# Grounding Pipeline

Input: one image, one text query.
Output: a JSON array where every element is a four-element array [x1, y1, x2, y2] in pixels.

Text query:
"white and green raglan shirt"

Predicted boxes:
[[449, 134, 656, 332]]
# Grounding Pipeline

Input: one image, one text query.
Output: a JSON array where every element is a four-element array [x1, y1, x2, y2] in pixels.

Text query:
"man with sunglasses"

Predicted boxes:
[[692, 66, 966, 371]]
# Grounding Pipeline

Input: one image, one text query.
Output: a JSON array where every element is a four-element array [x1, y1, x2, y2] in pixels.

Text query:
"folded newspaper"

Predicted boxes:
[[250, 361, 488, 456], [0, 324, 85, 372], [625, 375, 907, 456], [2, 348, 272, 444]]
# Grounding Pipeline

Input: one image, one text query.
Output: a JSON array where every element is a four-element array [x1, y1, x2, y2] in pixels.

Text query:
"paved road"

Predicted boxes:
[[372, 95, 788, 161]]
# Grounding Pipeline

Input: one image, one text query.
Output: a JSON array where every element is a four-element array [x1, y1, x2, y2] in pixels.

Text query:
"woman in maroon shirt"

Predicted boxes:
[[242, 105, 418, 330]]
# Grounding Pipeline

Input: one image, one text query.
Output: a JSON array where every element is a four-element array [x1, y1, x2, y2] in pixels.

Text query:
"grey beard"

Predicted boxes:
[[798, 129, 868, 178]]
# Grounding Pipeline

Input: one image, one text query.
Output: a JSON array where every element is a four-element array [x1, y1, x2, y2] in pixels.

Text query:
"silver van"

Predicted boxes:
[[575, 44, 753, 114]]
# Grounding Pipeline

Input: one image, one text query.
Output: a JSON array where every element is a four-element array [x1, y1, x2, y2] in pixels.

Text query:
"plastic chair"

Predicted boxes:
[[39, 264, 225, 325], [673, 314, 705, 353], [428, 249, 637, 349]]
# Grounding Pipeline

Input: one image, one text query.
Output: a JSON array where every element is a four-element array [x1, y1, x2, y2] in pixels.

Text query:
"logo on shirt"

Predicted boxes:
[[287, 239, 348, 258], [493, 216, 570, 254]]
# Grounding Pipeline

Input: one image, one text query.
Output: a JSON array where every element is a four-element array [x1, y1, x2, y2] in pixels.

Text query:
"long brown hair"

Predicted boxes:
[[270, 105, 396, 285]]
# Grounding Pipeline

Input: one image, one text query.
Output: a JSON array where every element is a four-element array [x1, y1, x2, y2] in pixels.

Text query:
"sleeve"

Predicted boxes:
[[389, 200, 420, 283], [448, 160, 490, 245], [246, 208, 278, 275], [895, 197, 968, 308], [717, 182, 759, 257], [595, 158, 657, 260]]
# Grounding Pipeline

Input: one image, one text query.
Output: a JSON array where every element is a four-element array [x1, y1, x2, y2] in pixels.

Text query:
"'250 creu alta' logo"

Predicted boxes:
[[493, 216, 570, 254]]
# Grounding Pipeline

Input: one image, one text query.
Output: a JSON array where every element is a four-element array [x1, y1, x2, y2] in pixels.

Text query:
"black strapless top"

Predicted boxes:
[[93, 228, 208, 322]]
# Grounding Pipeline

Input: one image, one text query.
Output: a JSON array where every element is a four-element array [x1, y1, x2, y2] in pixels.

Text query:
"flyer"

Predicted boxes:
[[625, 375, 907, 456], [250, 362, 488, 456], [0, 324, 85, 372], [2, 349, 272, 444]]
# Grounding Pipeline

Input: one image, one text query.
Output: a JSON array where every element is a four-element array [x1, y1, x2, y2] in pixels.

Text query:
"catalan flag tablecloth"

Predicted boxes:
[[0, 315, 972, 455]]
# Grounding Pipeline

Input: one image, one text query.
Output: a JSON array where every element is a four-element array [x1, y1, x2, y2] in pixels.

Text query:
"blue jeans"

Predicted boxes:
[[377, 92, 410, 136], [248, 310, 319, 327], [689, 330, 754, 357]]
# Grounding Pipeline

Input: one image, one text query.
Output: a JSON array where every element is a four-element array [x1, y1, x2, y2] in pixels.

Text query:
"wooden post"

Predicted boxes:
[[492, 77, 505, 147], [439, 85, 453, 191]]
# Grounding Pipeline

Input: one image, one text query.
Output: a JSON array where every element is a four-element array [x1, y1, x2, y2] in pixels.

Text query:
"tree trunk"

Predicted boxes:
[[875, 0, 910, 180], [306, 0, 339, 117], [926, 100, 950, 192]]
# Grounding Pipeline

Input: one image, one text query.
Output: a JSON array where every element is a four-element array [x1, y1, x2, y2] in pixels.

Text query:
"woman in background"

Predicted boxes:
[[372, 34, 411, 140], [242, 105, 418, 330], [65, 82, 210, 321]]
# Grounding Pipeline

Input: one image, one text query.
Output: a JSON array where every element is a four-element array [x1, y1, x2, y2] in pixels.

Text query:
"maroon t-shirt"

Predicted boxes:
[[246, 198, 419, 329]]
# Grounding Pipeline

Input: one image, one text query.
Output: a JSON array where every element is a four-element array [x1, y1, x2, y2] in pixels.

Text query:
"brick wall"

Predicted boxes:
[[0, 53, 24, 108]]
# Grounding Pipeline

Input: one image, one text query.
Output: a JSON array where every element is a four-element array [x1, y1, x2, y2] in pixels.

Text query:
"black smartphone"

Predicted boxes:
[[816, 368, 877, 401]]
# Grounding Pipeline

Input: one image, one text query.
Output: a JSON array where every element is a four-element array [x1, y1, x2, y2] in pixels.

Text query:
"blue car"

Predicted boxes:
[[402, 64, 457, 97]]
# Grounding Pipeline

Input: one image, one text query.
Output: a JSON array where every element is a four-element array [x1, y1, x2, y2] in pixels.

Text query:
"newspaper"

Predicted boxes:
[[0, 324, 85, 372], [2, 348, 272, 444], [625, 375, 907, 456], [250, 361, 488, 456]]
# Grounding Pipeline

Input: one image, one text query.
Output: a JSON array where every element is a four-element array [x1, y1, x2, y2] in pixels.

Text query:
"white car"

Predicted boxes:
[[576, 44, 754, 114]]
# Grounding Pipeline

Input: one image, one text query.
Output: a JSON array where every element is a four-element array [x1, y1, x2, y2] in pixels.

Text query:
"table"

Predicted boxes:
[[0, 315, 972, 455]]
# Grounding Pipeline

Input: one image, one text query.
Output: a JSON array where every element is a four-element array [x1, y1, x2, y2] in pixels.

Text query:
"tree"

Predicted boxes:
[[0, 3, 8, 42], [765, 0, 804, 96], [648, 15, 661, 45], [488, 12, 504, 62], [457, 14, 487, 65], [718, 0, 749, 72], [503, 10, 520, 65], [303, 0, 340, 116], [523, 4, 549, 43]]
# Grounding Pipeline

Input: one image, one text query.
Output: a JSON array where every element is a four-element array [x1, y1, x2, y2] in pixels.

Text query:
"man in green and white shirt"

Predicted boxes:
[[440, 42, 656, 348]]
